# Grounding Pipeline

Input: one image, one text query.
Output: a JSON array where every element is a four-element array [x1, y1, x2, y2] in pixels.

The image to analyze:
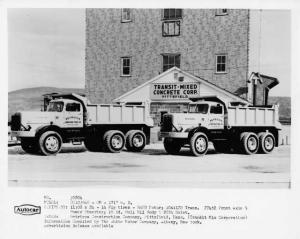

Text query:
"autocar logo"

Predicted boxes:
[[14, 204, 41, 216]]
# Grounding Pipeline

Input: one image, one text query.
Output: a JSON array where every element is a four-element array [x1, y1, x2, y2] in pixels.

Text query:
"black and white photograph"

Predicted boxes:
[[1, 1, 300, 238], [7, 8, 291, 188]]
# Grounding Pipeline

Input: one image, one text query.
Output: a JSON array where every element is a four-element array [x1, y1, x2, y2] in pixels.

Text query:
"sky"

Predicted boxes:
[[8, 9, 291, 96]]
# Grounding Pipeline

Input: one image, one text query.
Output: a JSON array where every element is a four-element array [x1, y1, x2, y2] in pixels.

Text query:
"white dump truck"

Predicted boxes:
[[160, 96, 281, 156], [10, 93, 153, 155]]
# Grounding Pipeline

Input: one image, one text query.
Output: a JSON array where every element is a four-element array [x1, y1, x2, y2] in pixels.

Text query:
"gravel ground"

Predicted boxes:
[[8, 142, 290, 188]]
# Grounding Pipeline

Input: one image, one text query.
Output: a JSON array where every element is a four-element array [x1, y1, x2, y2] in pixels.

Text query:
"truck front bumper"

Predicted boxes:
[[159, 131, 188, 138], [10, 131, 35, 138]]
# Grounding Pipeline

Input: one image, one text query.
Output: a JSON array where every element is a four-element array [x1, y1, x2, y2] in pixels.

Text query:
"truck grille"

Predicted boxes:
[[11, 113, 21, 131], [161, 114, 173, 132]]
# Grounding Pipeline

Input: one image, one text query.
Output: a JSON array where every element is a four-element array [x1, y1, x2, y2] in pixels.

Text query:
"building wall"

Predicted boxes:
[[86, 9, 250, 103]]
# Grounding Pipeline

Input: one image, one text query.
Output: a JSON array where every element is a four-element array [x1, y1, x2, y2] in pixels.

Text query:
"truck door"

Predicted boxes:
[[208, 104, 224, 129], [63, 102, 83, 128]]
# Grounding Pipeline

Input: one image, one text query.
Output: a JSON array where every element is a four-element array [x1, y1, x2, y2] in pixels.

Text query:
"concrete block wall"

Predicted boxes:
[[86, 9, 250, 103]]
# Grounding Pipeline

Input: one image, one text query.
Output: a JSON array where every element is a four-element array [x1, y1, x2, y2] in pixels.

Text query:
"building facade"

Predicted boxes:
[[85, 8, 250, 105]]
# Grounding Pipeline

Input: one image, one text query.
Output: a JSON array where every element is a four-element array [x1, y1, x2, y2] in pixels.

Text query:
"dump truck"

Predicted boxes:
[[160, 96, 281, 156], [10, 93, 153, 155]]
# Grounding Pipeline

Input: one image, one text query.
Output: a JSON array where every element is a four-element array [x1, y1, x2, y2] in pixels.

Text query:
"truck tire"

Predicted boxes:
[[190, 132, 209, 156], [125, 130, 146, 152], [240, 132, 259, 155], [163, 138, 182, 154], [103, 130, 125, 153], [38, 131, 62, 156], [21, 138, 38, 154], [84, 136, 102, 152], [258, 132, 275, 154]]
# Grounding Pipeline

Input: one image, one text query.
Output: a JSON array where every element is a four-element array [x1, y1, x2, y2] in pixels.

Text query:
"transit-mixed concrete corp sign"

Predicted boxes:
[[151, 83, 200, 100]]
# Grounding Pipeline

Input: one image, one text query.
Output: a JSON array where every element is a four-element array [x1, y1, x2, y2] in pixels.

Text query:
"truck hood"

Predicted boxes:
[[171, 113, 206, 131], [18, 111, 58, 126]]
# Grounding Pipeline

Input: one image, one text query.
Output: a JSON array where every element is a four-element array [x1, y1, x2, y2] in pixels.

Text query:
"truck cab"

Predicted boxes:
[[47, 99, 83, 128], [187, 101, 224, 130]]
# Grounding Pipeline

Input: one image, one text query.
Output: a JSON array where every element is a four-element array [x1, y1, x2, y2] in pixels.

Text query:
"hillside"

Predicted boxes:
[[8, 87, 291, 123], [8, 87, 85, 121], [269, 96, 291, 122]]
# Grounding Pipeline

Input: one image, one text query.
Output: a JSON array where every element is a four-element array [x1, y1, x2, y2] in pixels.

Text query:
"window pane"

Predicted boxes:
[[217, 64, 221, 72], [123, 67, 130, 75], [210, 105, 223, 114], [221, 64, 226, 72], [175, 55, 180, 66], [169, 22, 175, 35], [169, 9, 175, 18], [175, 9, 182, 18], [164, 9, 169, 19], [163, 55, 168, 65], [66, 103, 80, 112], [222, 55, 226, 63], [169, 56, 175, 65], [163, 22, 169, 35], [122, 9, 131, 21], [175, 21, 180, 35], [163, 65, 169, 72]]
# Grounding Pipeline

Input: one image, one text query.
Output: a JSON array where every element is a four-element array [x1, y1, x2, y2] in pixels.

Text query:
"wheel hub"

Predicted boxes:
[[133, 134, 143, 147], [195, 137, 206, 153], [247, 136, 257, 151], [264, 136, 274, 150], [45, 136, 59, 152], [111, 135, 123, 149]]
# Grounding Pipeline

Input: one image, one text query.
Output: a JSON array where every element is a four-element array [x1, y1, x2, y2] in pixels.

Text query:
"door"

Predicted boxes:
[[208, 104, 224, 129], [63, 102, 83, 128]]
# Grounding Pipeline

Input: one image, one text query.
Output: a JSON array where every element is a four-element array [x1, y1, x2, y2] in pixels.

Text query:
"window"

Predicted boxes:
[[216, 54, 227, 73], [189, 104, 209, 114], [66, 103, 81, 112], [216, 9, 228, 16], [210, 105, 223, 114], [121, 57, 131, 76], [162, 21, 180, 37], [47, 102, 64, 112], [163, 9, 182, 20], [121, 8, 132, 22], [162, 54, 180, 71]]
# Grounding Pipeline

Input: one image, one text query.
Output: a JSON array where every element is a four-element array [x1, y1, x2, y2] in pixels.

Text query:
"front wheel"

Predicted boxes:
[[38, 131, 62, 156], [190, 132, 209, 156]]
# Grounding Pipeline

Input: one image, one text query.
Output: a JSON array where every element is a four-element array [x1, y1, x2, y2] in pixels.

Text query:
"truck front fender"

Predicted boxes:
[[35, 125, 64, 139], [188, 126, 209, 139]]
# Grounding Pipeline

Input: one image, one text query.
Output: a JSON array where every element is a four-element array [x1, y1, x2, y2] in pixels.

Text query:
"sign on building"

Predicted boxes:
[[151, 83, 200, 100]]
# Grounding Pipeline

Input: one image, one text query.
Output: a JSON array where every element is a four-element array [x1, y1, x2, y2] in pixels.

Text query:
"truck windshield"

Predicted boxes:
[[189, 104, 209, 114], [47, 102, 64, 112]]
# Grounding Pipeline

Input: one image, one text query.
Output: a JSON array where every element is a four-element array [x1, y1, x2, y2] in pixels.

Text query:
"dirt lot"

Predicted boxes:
[[8, 141, 290, 188]]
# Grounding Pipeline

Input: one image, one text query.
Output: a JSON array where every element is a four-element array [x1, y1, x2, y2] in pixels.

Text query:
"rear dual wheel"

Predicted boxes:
[[103, 130, 125, 153], [125, 130, 146, 152], [240, 132, 259, 155], [258, 132, 275, 154]]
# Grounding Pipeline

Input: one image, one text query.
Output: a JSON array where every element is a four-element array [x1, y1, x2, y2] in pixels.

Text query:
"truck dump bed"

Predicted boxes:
[[86, 103, 153, 126], [226, 105, 280, 128]]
